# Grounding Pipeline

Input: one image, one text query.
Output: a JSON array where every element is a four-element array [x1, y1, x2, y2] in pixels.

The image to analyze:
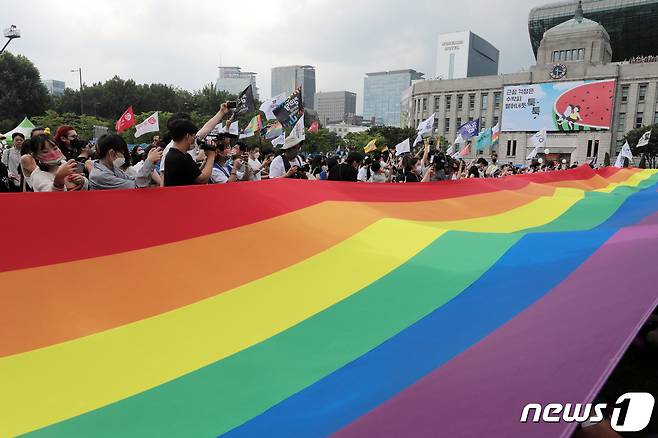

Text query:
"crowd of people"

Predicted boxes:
[[1, 102, 584, 193]]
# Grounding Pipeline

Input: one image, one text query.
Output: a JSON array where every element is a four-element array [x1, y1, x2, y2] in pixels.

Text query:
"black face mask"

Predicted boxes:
[[70, 139, 81, 150]]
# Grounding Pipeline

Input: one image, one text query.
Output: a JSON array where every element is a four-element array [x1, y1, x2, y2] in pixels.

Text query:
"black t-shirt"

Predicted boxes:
[[403, 171, 421, 183], [164, 148, 201, 187], [328, 163, 358, 182], [468, 165, 481, 178]]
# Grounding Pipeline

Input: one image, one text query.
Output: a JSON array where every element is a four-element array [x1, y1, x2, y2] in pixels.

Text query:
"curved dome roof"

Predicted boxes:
[[544, 16, 608, 38]]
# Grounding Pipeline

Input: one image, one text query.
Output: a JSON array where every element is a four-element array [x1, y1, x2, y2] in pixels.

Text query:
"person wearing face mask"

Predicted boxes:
[[89, 134, 162, 190], [54, 125, 82, 160], [20, 134, 89, 192], [164, 119, 216, 187], [246, 144, 271, 182]]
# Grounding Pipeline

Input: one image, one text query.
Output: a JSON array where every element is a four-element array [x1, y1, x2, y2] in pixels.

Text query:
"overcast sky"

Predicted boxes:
[[4, 0, 556, 113]]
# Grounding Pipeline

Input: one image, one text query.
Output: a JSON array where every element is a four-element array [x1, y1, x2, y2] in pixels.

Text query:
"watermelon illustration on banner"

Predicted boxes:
[[135, 112, 160, 138], [115, 107, 135, 134]]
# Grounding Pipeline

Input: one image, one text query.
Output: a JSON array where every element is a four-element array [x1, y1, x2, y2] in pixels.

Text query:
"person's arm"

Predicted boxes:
[[20, 154, 36, 178], [197, 104, 229, 139], [135, 148, 162, 188], [150, 169, 162, 186], [422, 167, 434, 183], [194, 151, 216, 184]]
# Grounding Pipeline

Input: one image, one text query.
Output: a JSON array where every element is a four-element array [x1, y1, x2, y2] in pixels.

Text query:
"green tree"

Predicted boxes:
[[305, 129, 345, 154], [367, 126, 417, 147], [344, 131, 385, 151], [32, 110, 112, 141], [623, 124, 658, 168], [0, 52, 51, 132]]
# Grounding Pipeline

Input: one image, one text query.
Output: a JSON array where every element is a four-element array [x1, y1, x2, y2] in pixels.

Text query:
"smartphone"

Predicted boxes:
[[227, 101, 238, 110]]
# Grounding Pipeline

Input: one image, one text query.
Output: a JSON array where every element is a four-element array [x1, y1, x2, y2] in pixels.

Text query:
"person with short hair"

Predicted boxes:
[[328, 152, 363, 182], [1, 132, 25, 190], [89, 134, 161, 190], [54, 125, 81, 160], [164, 119, 216, 187], [246, 144, 271, 181]]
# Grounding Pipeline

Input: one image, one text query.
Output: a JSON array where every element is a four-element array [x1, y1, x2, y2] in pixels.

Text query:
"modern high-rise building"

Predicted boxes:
[[529, 0, 658, 62], [363, 70, 425, 127], [271, 65, 316, 109], [42, 80, 65, 96], [435, 31, 500, 80], [314, 91, 357, 125], [215, 66, 259, 101]]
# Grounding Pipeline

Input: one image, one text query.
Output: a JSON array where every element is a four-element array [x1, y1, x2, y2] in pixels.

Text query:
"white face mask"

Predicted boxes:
[[113, 155, 126, 169]]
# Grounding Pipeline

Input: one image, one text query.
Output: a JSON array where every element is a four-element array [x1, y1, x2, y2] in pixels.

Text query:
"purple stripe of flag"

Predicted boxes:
[[336, 215, 658, 438]]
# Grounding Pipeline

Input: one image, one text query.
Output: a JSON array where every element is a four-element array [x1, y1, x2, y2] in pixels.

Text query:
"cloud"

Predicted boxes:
[[2, 0, 552, 114]]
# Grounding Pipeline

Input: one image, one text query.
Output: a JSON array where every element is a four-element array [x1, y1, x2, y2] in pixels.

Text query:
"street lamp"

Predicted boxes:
[[71, 68, 84, 115], [1, 25, 21, 56]]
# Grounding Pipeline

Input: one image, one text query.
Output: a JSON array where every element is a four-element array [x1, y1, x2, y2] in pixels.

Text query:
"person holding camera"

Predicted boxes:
[[209, 135, 247, 184], [89, 134, 162, 190], [164, 119, 216, 187], [269, 136, 307, 179]]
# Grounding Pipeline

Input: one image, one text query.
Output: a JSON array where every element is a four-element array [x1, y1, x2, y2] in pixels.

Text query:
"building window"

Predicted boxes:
[[422, 98, 427, 111], [457, 117, 462, 128], [444, 118, 450, 132], [494, 92, 501, 109], [493, 116, 499, 126], [639, 84, 648, 103], [654, 111, 658, 125], [446, 95, 452, 110], [587, 140, 592, 157], [621, 86, 629, 103], [636, 112, 643, 129], [618, 113, 626, 131], [507, 140, 517, 157], [482, 118, 487, 129], [593, 140, 599, 158], [469, 94, 475, 110], [578, 48, 585, 60], [552, 51, 558, 62], [482, 94, 489, 110], [458, 95, 464, 109]]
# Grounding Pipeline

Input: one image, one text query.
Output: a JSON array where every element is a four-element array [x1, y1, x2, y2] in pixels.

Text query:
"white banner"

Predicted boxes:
[[272, 133, 285, 146], [260, 93, 287, 121], [417, 113, 436, 135], [614, 141, 634, 168], [395, 138, 411, 156], [290, 113, 305, 141], [637, 130, 652, 148], [135, 112, 159, 138]]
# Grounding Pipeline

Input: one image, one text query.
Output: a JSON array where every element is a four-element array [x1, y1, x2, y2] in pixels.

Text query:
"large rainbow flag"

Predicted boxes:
[[2, 166, 658, 437]]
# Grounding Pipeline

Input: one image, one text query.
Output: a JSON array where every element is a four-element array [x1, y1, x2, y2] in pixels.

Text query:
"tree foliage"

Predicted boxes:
[[0, 52, 50, 132], [624, 124, 658, 169]]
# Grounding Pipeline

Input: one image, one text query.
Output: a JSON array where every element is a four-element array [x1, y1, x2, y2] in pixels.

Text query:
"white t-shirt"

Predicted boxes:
[[248, 158, 262, 181], [269, 155, 303, 179], [210, 162, 232, 184], [357, 166, 369, 182]]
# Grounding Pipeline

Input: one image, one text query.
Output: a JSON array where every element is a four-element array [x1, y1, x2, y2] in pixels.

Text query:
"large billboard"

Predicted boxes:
[[436, 31, 469, 80], [501, 79, 615, 132]]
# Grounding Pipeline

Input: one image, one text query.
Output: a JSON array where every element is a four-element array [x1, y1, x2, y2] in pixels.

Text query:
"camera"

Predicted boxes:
[[196, 137, 216, 152], [227, 101, 238, 110]]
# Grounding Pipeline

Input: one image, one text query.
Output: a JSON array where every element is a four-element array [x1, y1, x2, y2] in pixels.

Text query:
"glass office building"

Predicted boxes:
[[363, 70, 424, 127], [529, 0, 658, 62], [271, 65, 316, 109]]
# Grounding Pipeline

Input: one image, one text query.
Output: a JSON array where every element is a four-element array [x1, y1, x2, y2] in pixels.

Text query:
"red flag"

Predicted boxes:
[[115, 106, 136, 133], [309, 120, 319, 134]]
